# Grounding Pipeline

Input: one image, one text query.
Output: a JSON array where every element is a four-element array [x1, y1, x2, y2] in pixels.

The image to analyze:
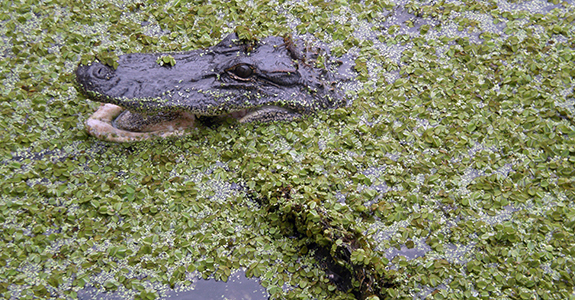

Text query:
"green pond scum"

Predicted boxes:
[[1, 0, 574, 299]]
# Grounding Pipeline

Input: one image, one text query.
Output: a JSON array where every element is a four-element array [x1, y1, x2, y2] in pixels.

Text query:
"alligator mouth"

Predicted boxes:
[[85, 104, 196, 142], [85, 104, 253, 142]]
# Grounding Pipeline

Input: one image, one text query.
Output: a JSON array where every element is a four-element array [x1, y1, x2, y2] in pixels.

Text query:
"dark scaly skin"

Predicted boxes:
[[75, 33, 344, 142]]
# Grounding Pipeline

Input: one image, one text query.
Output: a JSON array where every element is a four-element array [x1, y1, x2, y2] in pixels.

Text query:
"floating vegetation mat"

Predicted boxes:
[[1, 0, 574, 299]]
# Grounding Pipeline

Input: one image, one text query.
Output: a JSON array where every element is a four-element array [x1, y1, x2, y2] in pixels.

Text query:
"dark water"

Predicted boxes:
[[164, 271, 269, 300], [77, 271, 269, 300]]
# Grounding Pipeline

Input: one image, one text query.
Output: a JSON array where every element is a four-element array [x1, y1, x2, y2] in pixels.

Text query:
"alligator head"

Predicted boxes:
[[76, 33, 344, 142]]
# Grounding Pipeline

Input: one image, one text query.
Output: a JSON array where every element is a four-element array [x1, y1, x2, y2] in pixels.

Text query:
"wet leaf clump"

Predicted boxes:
[[261, 186, 398, 299]]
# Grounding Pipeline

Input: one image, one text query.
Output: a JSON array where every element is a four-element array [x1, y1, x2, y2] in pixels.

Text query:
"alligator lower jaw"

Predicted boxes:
[[85, 104, 300, 142], [85, 104, 196, 142]]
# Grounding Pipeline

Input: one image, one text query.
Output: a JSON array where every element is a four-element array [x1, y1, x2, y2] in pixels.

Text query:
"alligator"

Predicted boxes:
[[76, 33, 345, 142]]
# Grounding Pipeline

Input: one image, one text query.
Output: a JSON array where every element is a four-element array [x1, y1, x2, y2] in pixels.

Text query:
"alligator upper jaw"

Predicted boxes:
[[85, 104, 196, 142]]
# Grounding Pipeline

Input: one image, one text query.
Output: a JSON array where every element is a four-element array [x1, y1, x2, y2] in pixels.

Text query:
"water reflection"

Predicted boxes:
[[77, 270, 269, 300], [165, 271, 269, 300]]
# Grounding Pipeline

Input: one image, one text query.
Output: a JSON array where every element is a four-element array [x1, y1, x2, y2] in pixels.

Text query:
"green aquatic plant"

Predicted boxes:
[[1, 0, 574, 299]]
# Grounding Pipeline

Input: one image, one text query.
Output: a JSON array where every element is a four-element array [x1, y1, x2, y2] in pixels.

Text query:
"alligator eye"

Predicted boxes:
[[233, 64, 253, 78], [91, 65, 111, 79]]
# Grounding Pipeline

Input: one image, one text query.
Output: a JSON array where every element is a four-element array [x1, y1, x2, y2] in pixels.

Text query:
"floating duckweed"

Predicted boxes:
[[1, 0, 575, 299], [156, 55, 176, 67]]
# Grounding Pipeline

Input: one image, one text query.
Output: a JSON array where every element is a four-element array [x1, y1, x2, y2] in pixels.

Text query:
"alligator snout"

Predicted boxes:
[[75, 62, 118, 99], [76, 63, 110, 84], [89, 64, 113, 80]]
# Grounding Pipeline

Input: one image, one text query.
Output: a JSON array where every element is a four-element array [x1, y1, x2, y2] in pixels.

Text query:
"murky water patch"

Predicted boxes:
[[381, 237, 432, 261], [165, 271, 269, 300], [76, 270, 268, 300]]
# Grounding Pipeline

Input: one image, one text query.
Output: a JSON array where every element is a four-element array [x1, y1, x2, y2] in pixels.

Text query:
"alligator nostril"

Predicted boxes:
[[92, 65, 111, 79]]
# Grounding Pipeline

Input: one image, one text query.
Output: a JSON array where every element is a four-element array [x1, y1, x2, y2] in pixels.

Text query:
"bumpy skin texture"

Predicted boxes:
[[76, 33, 344, 141]]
